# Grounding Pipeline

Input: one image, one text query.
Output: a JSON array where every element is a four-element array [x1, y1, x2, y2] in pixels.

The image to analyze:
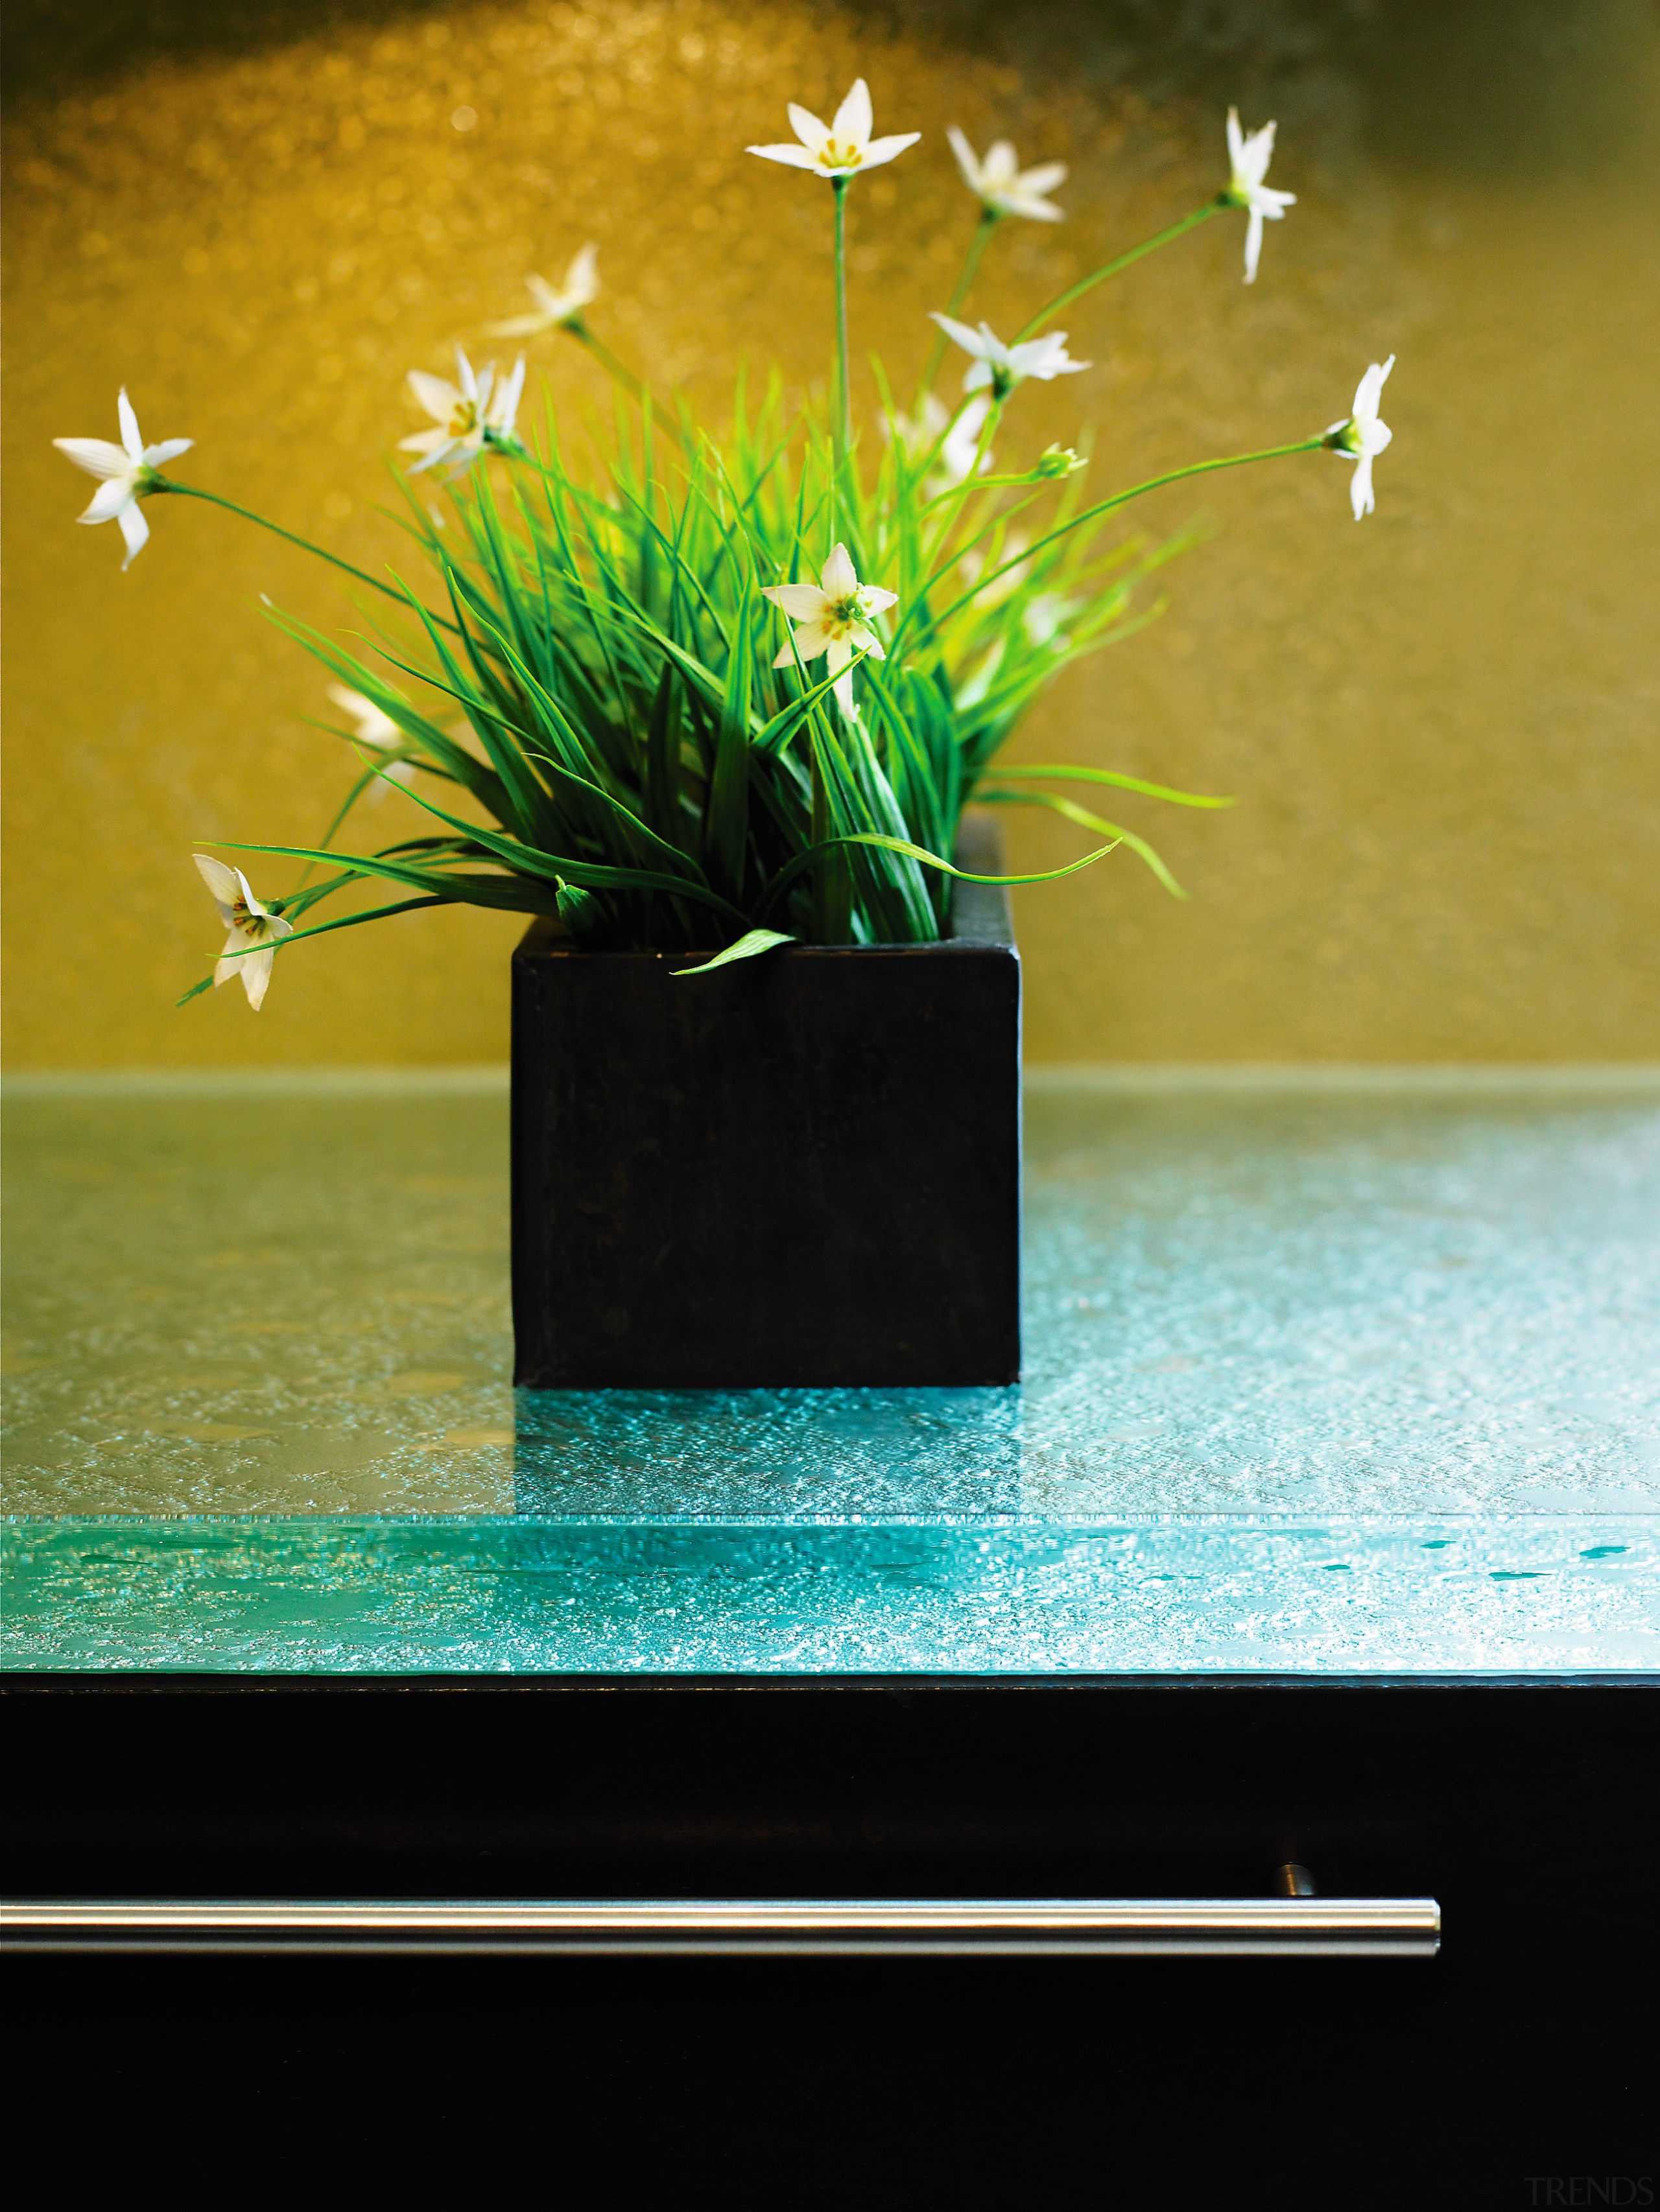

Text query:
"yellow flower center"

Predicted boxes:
[[818, 139, 862, 171], [447, 399, 480, 437]]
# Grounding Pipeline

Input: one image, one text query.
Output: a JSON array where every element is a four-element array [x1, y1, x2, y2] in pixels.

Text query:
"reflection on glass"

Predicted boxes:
[[3, 1074, 1656, 1673]]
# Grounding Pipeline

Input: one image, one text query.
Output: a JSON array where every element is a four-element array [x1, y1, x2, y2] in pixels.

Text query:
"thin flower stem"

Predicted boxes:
[[1013, 198, 1227, 342], [895, 434, 1325, 654], [563, 322, 689, 455], [154, 480, 409, 602], [914, 209, 1000, 405], [562, 322, 639, 407], [833, 178, 852, 467], [921, 395, 1006, 571]]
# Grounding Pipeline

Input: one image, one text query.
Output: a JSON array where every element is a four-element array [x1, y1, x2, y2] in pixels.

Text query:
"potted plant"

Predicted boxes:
[[54, 84, 1394, 1385]]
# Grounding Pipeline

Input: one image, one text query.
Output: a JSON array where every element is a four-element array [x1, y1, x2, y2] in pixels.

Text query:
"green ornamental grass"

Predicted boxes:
[[51, 84, 1395, 1006]]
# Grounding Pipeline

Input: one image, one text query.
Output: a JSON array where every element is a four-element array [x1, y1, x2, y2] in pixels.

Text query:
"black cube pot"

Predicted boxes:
[[510, 812, 1021, 1388]]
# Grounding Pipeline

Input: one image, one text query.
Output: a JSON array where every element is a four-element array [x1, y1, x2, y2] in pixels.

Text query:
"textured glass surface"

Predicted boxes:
[[4, 1070, 1658, 1673]]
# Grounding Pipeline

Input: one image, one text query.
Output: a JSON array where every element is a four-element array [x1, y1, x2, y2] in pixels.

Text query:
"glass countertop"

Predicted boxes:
[[4, 1068, 1657, 1675]]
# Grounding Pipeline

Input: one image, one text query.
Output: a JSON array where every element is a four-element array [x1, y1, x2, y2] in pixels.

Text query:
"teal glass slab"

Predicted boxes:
[[4, 1068, 1657, 1675]]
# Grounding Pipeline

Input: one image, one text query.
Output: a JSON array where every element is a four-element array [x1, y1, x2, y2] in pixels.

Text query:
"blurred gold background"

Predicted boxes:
[[4, 0, 1657, 1068]]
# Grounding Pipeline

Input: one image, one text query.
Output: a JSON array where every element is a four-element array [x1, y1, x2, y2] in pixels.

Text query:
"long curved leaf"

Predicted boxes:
[[988, 764, 1233, 808], [757, 828, 1121, 921], [976, 788, 1185, 897]]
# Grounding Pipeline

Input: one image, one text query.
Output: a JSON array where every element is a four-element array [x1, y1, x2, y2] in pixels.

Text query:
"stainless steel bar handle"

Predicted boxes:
[[1, 1898, 1440, 1957]]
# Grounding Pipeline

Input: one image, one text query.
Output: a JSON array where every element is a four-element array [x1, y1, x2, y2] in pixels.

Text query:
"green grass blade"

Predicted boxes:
[[174, 895, 453, 1005], [989, 764, 1233, 808], [977, 788, 1185, 896], [672, 928, 795, 975]]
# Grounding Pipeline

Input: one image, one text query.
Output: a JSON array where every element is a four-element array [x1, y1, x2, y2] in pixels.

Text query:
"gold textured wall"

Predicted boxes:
[[4, 0, 1657, 1067]]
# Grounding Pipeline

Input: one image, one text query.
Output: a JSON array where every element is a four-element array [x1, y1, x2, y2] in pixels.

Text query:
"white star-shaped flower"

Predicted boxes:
[[761, 543, 899, 714], [1022, 591, 1080, 650], [959, 534, 1032, 612], [1224, 108, 1296, 284], [884, 391, 951, 463], [929, 315, 1089, 398], [1325, 355, 1395, 519], [884, 392, 996, 493], [945, 127, 1066, 222], [327, 685, 413, 790], [399, 348, 526, 478], [486, 244, 600, 337], [936, 394, 997, 487], [748, 78, 919, 180], [53, 388, 193, 570], [193, 854, 293, 1011]]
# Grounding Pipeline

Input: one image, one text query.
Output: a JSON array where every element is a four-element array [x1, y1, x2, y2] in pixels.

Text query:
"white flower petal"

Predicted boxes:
[[980, 140, 1019, 187], [1227, 106, 1246, 172], [1353, 354, 1395, 422], [1242, 205, 1265, 283], [195, 853, 243, 910], [788, 619, 834, 660], [490, 356, 527, 432], [235, 943, 277, 1010], [454, 348, 480, 401], [1231, 117, 1276, 190], [79, 476, 136, 524], [763, 582, 833, 619], [820, 543, 858, 598], [328, 685, 401, 746], [399, 428, 451, 460], [1349, 452, 1375, 521], [53, 437, 135, 481], [929, 311, 990, 359], [117, 500, 150, 567], [748, 141, 822, 170], [962, 360, 995, 393], [832, 78, 873, 148], [945, 124, 980, 191], [938, 394, 994, 482], [407, 370, 462, 423], [117, 388, 145, 462], [1018, 161, 1067, 195], [859, 584, 899, 613], [437, 432, 487, 480], [860, 134, 920, 171], [788, 102, 831, 150], [565, 241, 599, 303], [142, 438, 193, 467], [826, 633, 855, 674]]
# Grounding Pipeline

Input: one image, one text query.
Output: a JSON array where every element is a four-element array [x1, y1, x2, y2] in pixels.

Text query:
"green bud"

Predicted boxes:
[[1036, 444, 1085, 478]]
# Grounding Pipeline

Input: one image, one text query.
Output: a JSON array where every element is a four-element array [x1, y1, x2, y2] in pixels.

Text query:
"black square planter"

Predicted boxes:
[[510, 815, 1021, 1387]]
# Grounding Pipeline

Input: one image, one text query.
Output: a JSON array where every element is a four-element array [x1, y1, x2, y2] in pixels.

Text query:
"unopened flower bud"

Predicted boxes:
[[1036, 444, 1085, 478]]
